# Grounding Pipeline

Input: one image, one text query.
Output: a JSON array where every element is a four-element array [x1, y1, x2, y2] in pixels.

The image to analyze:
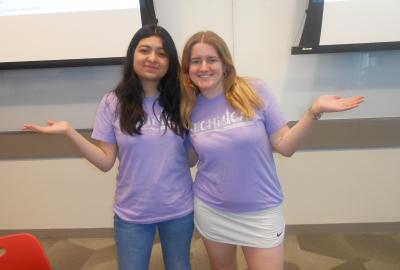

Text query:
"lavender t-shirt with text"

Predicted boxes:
[[190, 80, 287, 213], [92, 92, 193, 223]]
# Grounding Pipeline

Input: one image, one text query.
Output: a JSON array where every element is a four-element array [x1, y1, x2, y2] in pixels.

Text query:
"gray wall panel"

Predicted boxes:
[[1, 118, 399, 160]]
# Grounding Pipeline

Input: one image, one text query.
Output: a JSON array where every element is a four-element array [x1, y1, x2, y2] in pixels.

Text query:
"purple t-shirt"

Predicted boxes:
[[190, 80, 287, 213], [92, 92, 193, 223]]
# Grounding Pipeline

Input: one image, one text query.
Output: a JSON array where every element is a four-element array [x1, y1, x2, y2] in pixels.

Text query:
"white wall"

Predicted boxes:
[[2, 149, 400, 229], [1, 0, 399, 230], [278, 149, 400, 224], [232, 0, 400, 120], [0, 159, 116, 229], [2, 0, 400, 132]]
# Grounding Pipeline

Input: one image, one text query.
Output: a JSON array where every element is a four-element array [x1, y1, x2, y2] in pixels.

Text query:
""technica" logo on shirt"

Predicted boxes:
[[141, 114, 170, 131], [190, 109, 254, 134]]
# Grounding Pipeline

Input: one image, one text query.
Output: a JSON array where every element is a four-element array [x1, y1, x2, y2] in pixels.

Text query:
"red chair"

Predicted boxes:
[[0, 233, 52, 270]]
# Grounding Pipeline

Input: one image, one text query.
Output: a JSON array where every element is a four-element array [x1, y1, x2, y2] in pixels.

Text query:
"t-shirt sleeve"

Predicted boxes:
[[252, 80, 287, 135], [91, 93, 117, 144]]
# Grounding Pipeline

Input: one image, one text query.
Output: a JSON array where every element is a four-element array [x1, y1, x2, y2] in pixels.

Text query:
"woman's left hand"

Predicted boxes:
[[311, 95, 364, 114]]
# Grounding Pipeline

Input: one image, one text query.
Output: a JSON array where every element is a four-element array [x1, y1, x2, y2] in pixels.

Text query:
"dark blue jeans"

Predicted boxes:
[[114, 212, 194, 270]]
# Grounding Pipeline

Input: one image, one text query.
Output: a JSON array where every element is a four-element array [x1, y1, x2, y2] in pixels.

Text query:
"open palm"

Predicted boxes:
[[313, 95, 364, 113], [22, 120, 71, 135]]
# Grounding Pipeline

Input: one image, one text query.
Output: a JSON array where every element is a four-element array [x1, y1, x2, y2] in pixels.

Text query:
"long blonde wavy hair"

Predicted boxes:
[[180, 31, 263, 128]]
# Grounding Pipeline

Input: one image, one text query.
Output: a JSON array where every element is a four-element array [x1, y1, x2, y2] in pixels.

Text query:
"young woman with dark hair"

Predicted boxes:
[[23, 25, 194, 270]]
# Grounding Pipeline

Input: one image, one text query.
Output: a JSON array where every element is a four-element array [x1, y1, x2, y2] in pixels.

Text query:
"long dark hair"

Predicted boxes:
[[114, 24, 184, 136]]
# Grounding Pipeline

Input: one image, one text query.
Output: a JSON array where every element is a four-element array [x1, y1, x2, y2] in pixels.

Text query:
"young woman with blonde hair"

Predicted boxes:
[[180, 31, 364, 270]]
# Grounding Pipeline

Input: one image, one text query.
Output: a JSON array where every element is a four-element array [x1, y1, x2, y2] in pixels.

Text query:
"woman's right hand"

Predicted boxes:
[[22, 120, 117, 171], [22, 120, 71, 135]]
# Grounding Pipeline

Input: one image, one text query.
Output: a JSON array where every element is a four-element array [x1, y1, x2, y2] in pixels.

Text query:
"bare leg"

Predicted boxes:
[[202, 237, 238, 270], [241, 243, 284, 270]]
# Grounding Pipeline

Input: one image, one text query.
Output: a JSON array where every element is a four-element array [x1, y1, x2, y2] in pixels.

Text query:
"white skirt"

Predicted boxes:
[[194, 197, 285, 248]]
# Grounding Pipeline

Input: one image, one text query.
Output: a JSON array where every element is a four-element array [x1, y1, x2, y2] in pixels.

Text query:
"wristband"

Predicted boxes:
[[308, 107, 323, 120]]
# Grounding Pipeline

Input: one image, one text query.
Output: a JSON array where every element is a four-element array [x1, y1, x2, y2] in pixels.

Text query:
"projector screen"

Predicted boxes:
[[0, 0, 156, 68], [292, 0, 400, 54]]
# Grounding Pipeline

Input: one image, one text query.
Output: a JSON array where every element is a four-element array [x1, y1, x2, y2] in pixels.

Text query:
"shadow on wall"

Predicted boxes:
[[0, 65, 122, 106], [281, 50, 400, 119]]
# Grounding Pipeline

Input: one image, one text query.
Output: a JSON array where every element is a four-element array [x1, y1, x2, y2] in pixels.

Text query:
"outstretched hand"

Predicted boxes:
[[312, 95, 364, 114], [22, 120, 71, 135]]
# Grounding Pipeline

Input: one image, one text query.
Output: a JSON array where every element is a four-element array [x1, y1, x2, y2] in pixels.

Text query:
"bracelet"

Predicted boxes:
[[308, 107, 323, 120]]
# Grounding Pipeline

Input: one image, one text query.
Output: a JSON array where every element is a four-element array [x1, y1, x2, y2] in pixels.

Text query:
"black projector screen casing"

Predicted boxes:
[[292, 0, 400, 55]]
